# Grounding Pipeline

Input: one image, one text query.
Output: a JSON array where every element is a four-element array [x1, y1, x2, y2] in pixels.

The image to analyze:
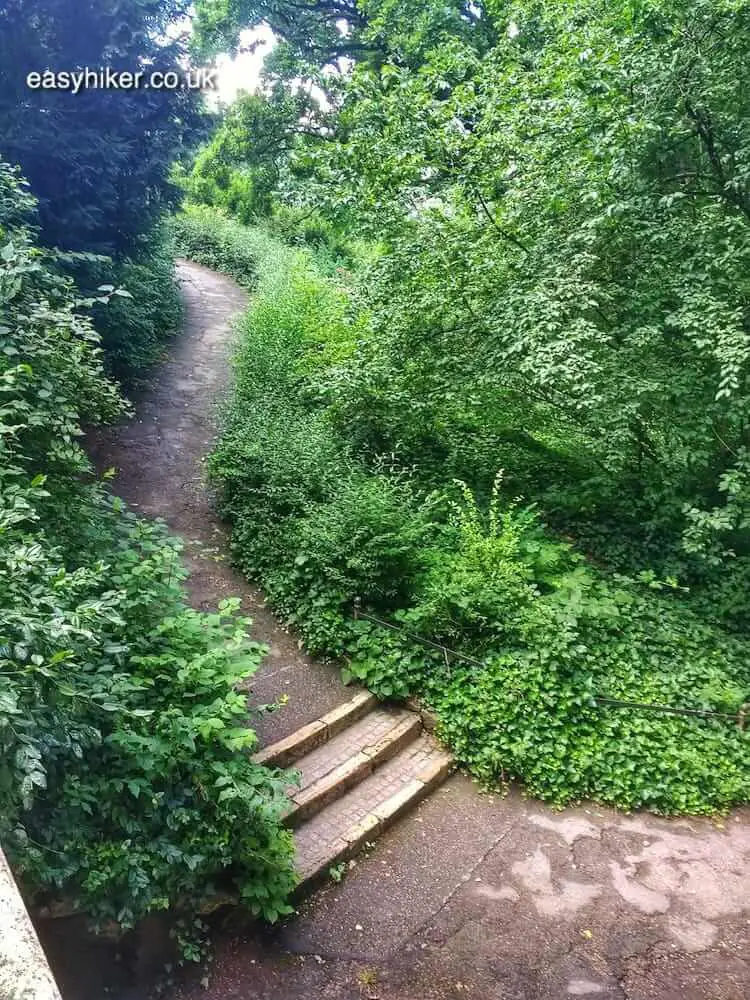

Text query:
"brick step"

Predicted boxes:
[[293, 732, 453, 895], [252, 690, 376, 769], [283, 708, 422, 827]]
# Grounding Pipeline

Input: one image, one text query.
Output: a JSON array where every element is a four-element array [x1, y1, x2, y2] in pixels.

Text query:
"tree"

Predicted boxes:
[[186, 88, 311, 221], [0, 0, 206, 255], [294, 0, 750, 572], [193, 0, 371, 64]]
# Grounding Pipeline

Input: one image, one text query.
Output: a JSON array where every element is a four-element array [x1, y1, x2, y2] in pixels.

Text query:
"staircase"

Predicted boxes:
[[253, 691, 453, 894]]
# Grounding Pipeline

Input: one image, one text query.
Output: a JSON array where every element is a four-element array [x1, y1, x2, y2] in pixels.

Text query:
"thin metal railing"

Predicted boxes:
[[352, 598, 749, 729]]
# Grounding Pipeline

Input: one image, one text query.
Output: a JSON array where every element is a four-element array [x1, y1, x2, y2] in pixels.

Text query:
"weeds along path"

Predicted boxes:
[[90, 261, 750, 1000]]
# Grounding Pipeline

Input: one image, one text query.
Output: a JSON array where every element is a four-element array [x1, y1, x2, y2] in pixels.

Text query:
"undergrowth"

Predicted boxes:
[[77, 227, 184, 384], [1, 169, 295, 961], [178, 208, 750, 816], [172, 206, 270, 287]]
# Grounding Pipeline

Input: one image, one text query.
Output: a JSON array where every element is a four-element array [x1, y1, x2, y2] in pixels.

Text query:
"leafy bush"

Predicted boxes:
[[266, 205, 354, 265], [171, 207, 266, 287], [347, 484, 750, 814], [59, 227, 183, 384], [204, 219, 431, 652], [179, 210, 750, 816], [0, 163, 295, 954], [190, 0, 750, 627]]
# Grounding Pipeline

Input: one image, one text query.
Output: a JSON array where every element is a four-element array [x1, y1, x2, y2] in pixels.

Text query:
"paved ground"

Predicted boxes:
[[54, 261, 750, 1000]]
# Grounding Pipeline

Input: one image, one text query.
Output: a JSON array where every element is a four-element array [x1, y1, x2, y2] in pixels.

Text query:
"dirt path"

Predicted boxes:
[[87, 260, 348, 748], [72, 262, 750, 1000]]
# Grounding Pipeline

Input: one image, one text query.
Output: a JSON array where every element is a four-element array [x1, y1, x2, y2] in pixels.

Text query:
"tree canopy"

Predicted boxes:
[[0, 0, 206, 254], [193, 0, 371, 63], [191, 0, 750, 575]]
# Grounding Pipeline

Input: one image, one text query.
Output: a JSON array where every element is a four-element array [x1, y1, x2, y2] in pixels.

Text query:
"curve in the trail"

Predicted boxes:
[[91, 262, 750, 1000], [87, 260, 347, 747]]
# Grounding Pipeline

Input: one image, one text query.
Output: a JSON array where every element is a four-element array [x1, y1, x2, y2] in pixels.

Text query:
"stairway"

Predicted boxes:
[[253, 691, 453, 894]]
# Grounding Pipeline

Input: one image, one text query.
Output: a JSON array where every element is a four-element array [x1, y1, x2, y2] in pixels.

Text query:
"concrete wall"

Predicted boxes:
[[0, 849, 61, 1000]]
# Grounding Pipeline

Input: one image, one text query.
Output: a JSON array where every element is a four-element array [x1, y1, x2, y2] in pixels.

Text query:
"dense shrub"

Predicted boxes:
[[171, 206, 265, 287], [64, 227, 183, 383], [178, 211, 750, 816], [0, 164, 295, 953], [266, 205, 354, 266], [347, 484, 750, 814], [192, 0, 750, 630], [205, 219, 431, 651]]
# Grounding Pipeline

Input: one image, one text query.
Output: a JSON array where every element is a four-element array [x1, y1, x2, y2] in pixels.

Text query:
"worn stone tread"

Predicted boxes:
[[252, 690, 376, 768], [294, 707, 418, 788], [293, 732, 453, 893], [283, 709, 422, 826]]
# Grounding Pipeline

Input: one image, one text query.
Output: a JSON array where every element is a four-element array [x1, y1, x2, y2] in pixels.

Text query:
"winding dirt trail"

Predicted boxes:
[[87, 261, 349, 748], [52, 262, 750, 1000]]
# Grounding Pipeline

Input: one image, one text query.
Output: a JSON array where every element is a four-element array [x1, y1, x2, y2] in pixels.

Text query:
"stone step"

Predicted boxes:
[[283, 708, 422, 827], [293, 732, 453, 895], [251, 690, 377, 768]]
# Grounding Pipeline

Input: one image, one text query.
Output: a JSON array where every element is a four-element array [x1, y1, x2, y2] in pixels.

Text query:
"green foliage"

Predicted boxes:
[[322, 0, 750, 596], [180, 89, 357, 264], [183, 91, 307, 224], [198, 0, 750, 618], [421, 629, 750, 815], [195, 213, 430, 652], [0, 165, 295, 953], [172, 207, 266, 287], [192, 0, 370, 65], [180, 211, 750, 815], [0, 0, 206, 256], [400, 476, 561, 654], [266, 205, 354, 266], [67, 228, 184, 382], [0, 0, 212, 382], [345, 483, 750, 814]]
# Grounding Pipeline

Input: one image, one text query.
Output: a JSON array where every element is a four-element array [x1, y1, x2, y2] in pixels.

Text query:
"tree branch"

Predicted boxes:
[[475, 189, 530, 254]]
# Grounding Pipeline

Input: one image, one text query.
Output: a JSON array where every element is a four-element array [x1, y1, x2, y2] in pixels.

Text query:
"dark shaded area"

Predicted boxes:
[[0, 0, 206, 254]]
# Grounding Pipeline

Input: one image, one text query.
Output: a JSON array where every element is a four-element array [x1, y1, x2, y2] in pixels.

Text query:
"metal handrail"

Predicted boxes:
[[352, 598, 749, 729]]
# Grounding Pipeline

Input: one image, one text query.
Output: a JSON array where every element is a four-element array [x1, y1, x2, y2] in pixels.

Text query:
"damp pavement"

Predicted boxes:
[[67, 261, 750, 1000]]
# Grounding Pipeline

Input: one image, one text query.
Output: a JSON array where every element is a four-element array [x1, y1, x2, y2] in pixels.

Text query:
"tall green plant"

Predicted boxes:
[[180, 209, 750, 816], [193, 0, 750, 605], [0, 165, 295, 954]]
